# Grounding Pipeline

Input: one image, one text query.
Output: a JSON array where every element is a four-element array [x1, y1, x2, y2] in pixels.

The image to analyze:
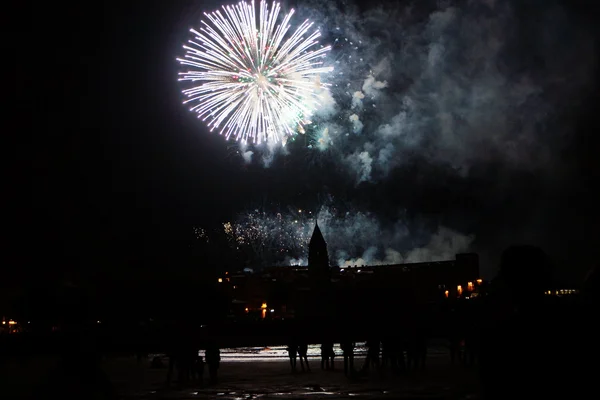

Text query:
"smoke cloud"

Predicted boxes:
[[336, 226, 474, 267], [244, 0, 595, 179]]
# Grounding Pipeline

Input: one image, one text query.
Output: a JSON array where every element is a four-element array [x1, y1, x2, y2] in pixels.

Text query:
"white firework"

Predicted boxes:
[[177, 1, 333, 145]]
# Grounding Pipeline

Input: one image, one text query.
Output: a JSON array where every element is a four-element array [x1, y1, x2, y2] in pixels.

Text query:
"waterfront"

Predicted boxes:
[[1, 344, 477, 399]]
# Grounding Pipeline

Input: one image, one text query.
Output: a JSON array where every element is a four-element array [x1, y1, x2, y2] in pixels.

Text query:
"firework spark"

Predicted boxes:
[[222, 208, 315, 266], [177, 1, 333, 145]]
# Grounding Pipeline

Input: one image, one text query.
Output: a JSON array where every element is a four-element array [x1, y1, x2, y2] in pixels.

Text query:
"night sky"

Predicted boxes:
[[8, 0, 600, 287]]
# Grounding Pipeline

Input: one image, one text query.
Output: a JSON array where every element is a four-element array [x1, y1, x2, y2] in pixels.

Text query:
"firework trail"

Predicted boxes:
[[177, 1, 333, 145]]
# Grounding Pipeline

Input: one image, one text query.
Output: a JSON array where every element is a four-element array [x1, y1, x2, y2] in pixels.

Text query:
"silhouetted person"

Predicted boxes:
[[166, 349, 180, 386], [448, 308, 464, 365], [362, 339, 380, 373], [320, 342, 334, 370], [393, 335, 407, 373], [329, 344, 336, 369], [37, 330, 117, 400], [382, 337, 401, 374], [151, 356, 165, 368], [166, 350, 186, 386], [463, 320, 479, 367], [381, 337, 399, 373], [178, 348, 195, 386], [166, 343, 193, 387], [186, 351, 196, 382], [406, 318, 428, 371], [166, 351, 176, 386], [166, 329, 192, 387], [478, 245, 594, 399], [287, 340, 298, 372], [449, 330, 463, 365], [136, 350, 148, 364], [192, 355, 205, 383], [298, 342, 310, 371], [340, 340, 355, 376], [205, 343, 221, 385], [395, 332, 409, 373], [380, 338, 389, 368]]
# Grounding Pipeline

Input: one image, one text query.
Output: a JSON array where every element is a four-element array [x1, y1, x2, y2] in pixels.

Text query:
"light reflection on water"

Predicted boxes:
[[216, 343, 367, 362], [151, 343, 447, 363], [303, 392, 337, 395], [200, 343, 447, 362]]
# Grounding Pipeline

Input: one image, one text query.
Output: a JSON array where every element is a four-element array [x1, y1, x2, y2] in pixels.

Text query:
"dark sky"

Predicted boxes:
[[7, 0, 600, 285]]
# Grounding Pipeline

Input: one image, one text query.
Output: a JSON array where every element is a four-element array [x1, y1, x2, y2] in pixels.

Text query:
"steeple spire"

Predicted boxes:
[[308, 222, 329, 271]]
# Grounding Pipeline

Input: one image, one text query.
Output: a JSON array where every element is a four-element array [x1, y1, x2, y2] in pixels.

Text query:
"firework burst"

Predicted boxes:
[[177, 1, 333, 145]]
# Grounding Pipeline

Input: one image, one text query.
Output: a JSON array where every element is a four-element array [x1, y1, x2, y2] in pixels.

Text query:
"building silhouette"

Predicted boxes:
[[216, 223, 484, 327]]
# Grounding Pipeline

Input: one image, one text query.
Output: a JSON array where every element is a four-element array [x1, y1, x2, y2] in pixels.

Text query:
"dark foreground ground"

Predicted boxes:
[[0, 345, 479, 400]]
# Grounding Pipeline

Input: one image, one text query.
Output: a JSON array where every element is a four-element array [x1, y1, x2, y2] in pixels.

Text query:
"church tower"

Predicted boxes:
[[308, 222, 330, 288], [295, 222, 334, 321]]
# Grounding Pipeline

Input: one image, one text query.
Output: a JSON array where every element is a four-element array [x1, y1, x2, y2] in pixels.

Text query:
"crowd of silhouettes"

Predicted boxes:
[[21, 244, 596, 399], [284, 332, 436, 379], [164, 340, 220, 387]]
